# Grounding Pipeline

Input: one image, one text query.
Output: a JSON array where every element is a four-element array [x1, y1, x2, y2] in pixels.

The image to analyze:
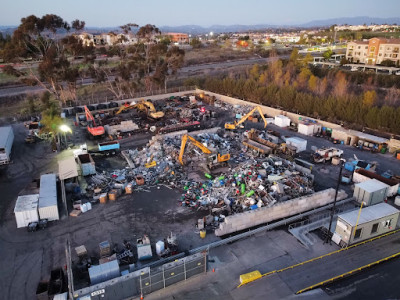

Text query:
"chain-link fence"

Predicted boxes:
[[139, 252, 207, 296]]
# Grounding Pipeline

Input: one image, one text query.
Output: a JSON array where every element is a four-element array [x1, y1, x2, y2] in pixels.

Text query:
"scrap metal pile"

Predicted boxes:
[[89, 130, 314, 218]]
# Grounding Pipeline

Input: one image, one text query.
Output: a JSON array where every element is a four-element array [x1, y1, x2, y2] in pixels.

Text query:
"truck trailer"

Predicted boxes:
[[0, 126, 14, 165]]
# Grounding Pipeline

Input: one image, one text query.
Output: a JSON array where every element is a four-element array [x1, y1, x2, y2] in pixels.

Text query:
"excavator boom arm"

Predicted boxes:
[[230, 106, 267, 128], [179, 134, 212, 165]]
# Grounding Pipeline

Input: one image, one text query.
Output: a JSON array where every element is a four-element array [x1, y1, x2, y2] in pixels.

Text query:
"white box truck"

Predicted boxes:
[[0, 126, 14, 165]]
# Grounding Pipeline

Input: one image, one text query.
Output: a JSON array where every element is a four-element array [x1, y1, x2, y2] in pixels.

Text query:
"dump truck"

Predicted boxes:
[[0, 126, 14, 165], [73, 142, 120, 158], [77, 153, 96, 176]]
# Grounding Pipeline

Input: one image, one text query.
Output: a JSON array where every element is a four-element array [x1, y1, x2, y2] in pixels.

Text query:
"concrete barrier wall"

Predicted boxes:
[[196, 89, 342, 130], [215, 188, 347, 236]]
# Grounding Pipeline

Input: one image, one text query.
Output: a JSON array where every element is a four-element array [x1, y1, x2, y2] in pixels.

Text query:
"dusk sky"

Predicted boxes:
[[1, 0, 399, 27]]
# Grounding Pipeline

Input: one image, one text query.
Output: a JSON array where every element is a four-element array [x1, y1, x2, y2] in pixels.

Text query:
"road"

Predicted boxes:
[[0, 57, 283, 98]]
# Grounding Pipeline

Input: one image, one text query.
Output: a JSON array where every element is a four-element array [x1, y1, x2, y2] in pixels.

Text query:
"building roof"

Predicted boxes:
[[39, 174, 57, 208], [338, 203, 399, 227], [14, 194, 39, 213], [332, 127, 388, 144], [58, 157, 78, 180], [355, 178, 389, 193], [0, 126, 12, 148], [349, 41, 369, 45], [377, 38, 400, 44]]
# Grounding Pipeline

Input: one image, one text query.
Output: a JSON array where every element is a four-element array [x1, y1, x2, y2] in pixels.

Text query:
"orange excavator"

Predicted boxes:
[[84, 106, 105, 138]]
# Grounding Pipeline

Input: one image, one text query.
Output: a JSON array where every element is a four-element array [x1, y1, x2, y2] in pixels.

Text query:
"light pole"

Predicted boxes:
[[59, 124, 72, 150], [325, 159, 344, 244]]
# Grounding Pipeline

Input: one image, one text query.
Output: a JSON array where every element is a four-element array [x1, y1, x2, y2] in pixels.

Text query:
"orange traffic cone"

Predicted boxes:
[[212, 268, 215, 272], [140, 293, 144, 300]]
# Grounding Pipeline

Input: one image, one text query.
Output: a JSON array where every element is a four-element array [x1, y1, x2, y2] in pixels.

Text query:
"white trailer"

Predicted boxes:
[[38, 174, 59, 221], [14, 194, 39, 228], [0, 126, 14, 165]]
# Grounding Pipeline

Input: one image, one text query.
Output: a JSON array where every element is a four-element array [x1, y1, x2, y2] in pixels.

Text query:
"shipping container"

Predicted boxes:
[[353, 169, 399, 197], [353, 179, 389, 206], [14, 194, 39, 228], [38, 174, 59, 221], [286, 137, 307, 152], [89, 260, 120, 285], [298, 123, 314, 136], [0, 126, 14, 165], [274, 115, 291, 128]]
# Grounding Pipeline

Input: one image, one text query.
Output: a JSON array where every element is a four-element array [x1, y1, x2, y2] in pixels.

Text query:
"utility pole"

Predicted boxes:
[[325, 160, 344, 244]]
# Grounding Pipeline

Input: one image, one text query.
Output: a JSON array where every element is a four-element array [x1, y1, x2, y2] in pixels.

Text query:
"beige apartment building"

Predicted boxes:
[[346, 38, 400, 65]]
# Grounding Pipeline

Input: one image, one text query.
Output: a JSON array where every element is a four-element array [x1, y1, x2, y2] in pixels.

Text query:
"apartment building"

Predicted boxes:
[[165, 33, 189, 44], [346, 38, 400, 65]]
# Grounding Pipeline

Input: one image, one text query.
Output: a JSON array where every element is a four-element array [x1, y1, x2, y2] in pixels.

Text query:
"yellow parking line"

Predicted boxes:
[[237, 229, 400, 288], [296, 251, 400, 294]]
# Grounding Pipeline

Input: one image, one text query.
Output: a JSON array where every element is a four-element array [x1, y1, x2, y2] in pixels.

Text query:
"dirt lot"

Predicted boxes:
[[184, 47, 256, 66]]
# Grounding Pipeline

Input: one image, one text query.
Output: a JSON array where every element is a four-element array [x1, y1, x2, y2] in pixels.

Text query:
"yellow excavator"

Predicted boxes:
[[116, 100, 164, 119], [178, 134, 230, 169], [225, 106, 268, 130]]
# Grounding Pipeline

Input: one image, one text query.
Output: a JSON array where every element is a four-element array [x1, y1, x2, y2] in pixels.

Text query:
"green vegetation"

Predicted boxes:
[[190, 52, 400, 134]]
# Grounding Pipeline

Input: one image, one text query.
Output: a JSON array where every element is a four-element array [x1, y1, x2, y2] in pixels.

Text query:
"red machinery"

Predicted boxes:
[[84, 106, 105, 137]]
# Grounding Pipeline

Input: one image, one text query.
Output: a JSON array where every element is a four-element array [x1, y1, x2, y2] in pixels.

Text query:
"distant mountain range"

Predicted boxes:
[[1, 16, 400, 35]]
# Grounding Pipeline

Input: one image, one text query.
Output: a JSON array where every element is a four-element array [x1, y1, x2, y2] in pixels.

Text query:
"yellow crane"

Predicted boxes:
[[116, 100, 165, 119], [178, 134, 230, 169], [225, 106, 268, 130]]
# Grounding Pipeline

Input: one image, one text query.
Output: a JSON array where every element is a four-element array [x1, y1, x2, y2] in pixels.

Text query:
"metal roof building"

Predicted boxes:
[[14, 194, 39, 228], [333, 203, 399, 246], [38, 174, 59, 221]]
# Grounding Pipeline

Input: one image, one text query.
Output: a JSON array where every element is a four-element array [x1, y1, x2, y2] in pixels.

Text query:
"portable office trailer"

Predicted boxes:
[[38, 174, 59, 221], [14, 194, 39, 228], [353, 179, 389, 206], [332, 203, 399, 246], [0, 126, 14, 165]]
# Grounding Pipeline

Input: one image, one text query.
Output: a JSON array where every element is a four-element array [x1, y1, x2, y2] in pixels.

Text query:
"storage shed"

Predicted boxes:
[[89, 260, 120, 285], [298, 123, 315, 136], [14, 194, 39, 228], [332, 203, 399, 246], [58, 157, 78, 180], [285, 137, 307, 152], [38, 174, 59, 221], [353, 179, 389, 206], [274, 115, 291, 127]]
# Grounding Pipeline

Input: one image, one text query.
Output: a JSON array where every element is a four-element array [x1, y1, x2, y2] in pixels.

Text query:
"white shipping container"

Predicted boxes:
[[14, 194, 39, 228], [286, 137, 307, 152], [274, 115, 291, 127], [298, 123, 314, 136], [38, 174, 59, 221], [353, 170, 399, 197]]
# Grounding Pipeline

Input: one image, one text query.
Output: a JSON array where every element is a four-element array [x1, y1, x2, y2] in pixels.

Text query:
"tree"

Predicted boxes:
[[2, 15, 92, 105], [308, 75, 318, 92], [363, 90, 377, 107], [190, 38, 202, 48], [333, 72, 348, 97], [380, 59, 395, 67], [289, 48, 299, 63], [323, 49, 333, 60]]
